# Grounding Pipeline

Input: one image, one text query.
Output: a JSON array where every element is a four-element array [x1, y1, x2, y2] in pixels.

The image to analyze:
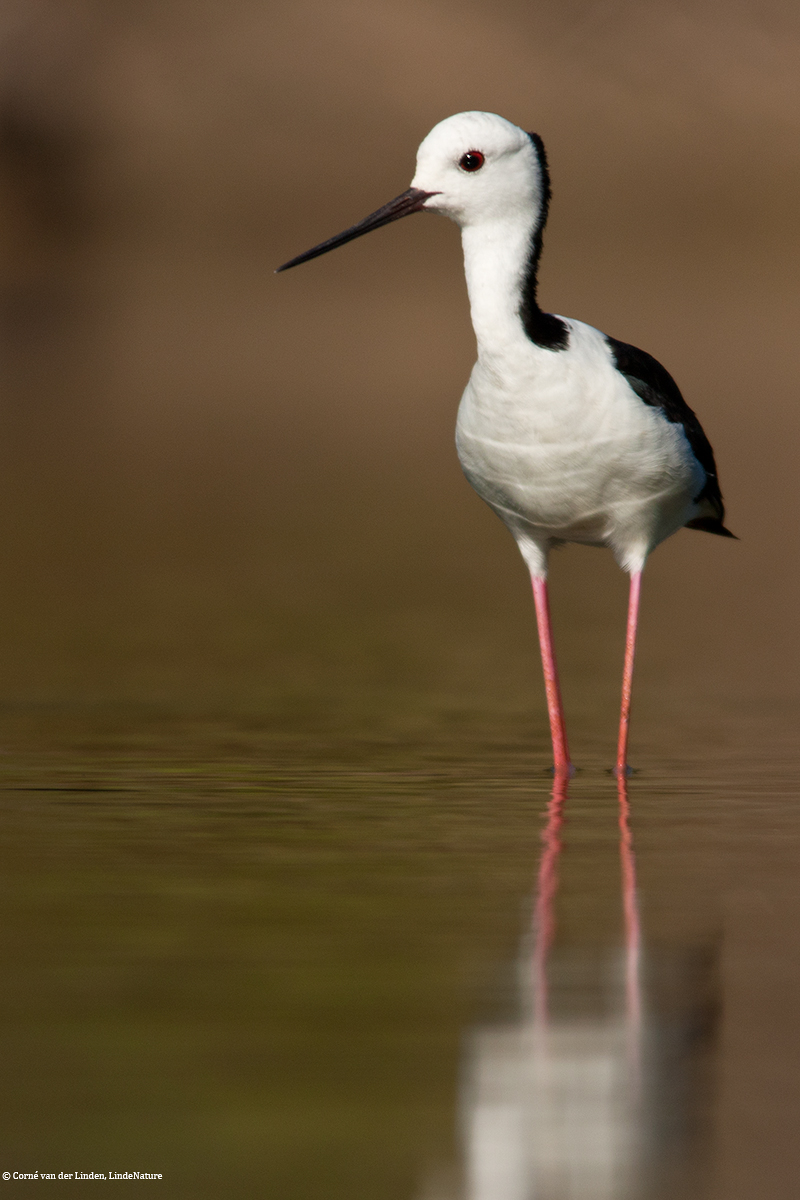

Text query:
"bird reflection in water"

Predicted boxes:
[[462, 776, 645, 1200]]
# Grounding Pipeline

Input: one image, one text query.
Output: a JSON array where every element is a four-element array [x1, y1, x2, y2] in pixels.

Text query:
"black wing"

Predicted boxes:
[[606, 335, 735, 538]]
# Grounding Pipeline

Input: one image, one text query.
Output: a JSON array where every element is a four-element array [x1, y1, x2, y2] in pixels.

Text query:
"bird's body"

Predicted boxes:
[[278, 110, 734, 773], [456, 316, 707, 578]]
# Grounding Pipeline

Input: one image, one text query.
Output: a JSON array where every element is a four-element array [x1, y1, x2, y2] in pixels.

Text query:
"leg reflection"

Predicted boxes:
[[618, 773, 642, 1081], [464, 776, 646, 1200], [532, 773, 567, 1029]]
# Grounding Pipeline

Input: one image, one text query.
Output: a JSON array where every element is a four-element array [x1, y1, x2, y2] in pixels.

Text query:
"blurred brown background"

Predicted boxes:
[[1, 0, 798, 736], [2, 5, 800, 1198]]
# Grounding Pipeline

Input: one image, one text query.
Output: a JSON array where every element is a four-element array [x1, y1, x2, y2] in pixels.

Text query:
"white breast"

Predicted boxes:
[[455, 319, 704, 574]]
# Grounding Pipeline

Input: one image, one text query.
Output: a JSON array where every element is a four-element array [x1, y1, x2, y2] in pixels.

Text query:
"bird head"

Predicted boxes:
[[276, 111, 546, 272], [411, 111, 543, 229]]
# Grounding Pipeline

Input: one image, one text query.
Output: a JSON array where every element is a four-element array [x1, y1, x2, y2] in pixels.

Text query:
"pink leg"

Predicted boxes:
[[531, 576, 572, 776], [616, 570, 642, 777]]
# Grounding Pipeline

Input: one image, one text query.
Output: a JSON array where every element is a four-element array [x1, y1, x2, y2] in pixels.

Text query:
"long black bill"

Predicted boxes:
[[276, 187, 437, 272]]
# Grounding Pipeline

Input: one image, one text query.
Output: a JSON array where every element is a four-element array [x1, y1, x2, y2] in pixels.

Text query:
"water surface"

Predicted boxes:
[[1, 677, 798, 1198], [2, 9, 798, 1189]]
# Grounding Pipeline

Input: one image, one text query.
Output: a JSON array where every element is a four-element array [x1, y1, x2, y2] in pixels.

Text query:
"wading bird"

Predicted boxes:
[[278, 111, 734, 776]]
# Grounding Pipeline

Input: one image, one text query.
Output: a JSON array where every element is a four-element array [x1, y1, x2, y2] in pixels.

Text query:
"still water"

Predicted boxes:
[[2, 4, 798, 1189], [1, 680, 798, 1199], [1, 147, 797, 1193]]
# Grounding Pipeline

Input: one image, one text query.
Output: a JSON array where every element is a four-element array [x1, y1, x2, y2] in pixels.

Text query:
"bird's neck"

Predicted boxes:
[[461, 216, 539, 360], [461, 213, 566, 363]]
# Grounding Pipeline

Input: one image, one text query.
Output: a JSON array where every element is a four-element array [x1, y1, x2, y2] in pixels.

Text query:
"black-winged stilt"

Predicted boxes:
[[278, 111, 734, 776]]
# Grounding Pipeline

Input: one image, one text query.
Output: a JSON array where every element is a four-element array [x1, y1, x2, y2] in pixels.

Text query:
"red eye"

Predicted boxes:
[[459, 150, 485, 172]]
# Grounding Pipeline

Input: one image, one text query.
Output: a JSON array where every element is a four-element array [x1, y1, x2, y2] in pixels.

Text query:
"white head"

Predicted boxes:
[[411, 111, 545, 229], [277, 111, 549, 273]]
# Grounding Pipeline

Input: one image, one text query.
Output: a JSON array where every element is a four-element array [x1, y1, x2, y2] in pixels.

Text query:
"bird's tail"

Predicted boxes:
[[685, 517, 738, 538]]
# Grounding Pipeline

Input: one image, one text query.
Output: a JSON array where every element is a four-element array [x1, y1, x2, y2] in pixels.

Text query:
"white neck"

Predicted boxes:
[[460, 215, 538, 360]]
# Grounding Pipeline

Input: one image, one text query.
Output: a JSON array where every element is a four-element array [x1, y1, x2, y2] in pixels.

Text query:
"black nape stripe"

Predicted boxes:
[[519, 132, 568, 351]]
